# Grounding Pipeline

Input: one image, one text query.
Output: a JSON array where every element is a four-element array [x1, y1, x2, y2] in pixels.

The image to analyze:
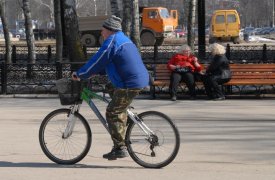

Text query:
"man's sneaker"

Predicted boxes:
[[103, 146, 129, 160]]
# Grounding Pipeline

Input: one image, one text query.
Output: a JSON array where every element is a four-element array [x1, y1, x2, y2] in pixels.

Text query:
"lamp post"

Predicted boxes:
[[198, 0, 205, 60]]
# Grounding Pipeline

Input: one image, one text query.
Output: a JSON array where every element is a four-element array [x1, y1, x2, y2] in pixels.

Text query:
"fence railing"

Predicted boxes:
[[0, 62, 110, 94], [1, 44, 275, 94], [1, 44, 275, 64]]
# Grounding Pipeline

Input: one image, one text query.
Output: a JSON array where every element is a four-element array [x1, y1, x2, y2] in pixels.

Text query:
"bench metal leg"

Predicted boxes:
[[150, 85, 156, 99]]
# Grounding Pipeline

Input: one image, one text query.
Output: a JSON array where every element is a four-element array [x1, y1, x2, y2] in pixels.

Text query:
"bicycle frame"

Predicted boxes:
[[40, 78, 180, 168], [81, 87, 110, 132], [66, 87, 155, 137]]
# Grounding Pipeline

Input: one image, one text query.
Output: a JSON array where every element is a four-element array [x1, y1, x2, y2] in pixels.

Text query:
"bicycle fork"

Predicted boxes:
[[62, 104, 80, 139]]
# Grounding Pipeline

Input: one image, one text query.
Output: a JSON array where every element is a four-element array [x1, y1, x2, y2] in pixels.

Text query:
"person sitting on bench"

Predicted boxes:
[[167, 45, 202, 101], [202, 43, 231, 100]]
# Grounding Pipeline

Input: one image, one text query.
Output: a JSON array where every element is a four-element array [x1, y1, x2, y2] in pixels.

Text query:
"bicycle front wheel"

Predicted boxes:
[[126, 111, 180, 168], [39, 108, 92, 164]]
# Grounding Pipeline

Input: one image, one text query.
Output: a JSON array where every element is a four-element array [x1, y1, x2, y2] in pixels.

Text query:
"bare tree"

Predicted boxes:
[[122, 0, 131, 36], [75, 0, 90, 9], [21, 0, 36, 64], [33, 0, 54, 25], [109, 0, 123, 18], [4, 0, 275, 37], [62, 0, 85, 62], [0, 0, 11, 64], [131, 0, 141, 49], [110, 0, 140, 48], [75, 0, 102, 17], [54, 0, 63, 62], [187, 0, 196, 51]]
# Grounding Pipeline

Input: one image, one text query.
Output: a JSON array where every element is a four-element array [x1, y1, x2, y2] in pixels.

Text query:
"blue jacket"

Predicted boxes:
[[77, 31, 149, 88]]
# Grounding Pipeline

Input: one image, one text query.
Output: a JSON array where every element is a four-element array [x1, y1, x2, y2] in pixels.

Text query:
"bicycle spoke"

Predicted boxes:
[[126, 111, 180, 168], [39, 109, 91, 164]]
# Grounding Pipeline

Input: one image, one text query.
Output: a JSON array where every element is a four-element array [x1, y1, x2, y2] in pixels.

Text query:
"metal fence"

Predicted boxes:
[[0, 62, 110, 94], [0, 44, 275, 94], [1, 44, 275, 64]]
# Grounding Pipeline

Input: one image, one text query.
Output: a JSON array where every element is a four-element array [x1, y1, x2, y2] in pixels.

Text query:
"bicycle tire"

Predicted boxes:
[[39, 108, 92, 165], [126, 111, 180, 168]]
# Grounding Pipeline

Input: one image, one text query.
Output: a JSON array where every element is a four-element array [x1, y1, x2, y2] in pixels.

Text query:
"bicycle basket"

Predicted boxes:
[[56, 78, 82, 105]]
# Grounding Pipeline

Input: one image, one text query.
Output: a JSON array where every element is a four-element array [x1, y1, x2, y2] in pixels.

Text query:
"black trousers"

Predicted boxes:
[[169, 72, 196, 97], [202, 75, 230, 98]]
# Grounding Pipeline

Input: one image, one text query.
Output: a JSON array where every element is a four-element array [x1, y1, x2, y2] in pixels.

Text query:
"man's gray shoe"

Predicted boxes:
[[103, 147, 129, 160]]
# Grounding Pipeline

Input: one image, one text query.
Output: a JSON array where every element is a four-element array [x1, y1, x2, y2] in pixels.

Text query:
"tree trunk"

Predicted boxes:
[[109, 0, 123, 18], [0, 0, 11, 64], [131, 0, 141, 49], [54, 0, 63, 62], [62, 0, 85, 63], [122, 0, 131, 36], [187, 0, 196, 51], [22, 0, 36, 64]]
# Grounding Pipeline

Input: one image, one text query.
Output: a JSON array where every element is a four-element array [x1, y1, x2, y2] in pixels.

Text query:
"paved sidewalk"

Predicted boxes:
[[1, 97, 275, 180]]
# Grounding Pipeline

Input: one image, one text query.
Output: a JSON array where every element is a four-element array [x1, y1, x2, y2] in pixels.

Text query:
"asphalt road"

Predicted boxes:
[[1, 97, 275, 180]]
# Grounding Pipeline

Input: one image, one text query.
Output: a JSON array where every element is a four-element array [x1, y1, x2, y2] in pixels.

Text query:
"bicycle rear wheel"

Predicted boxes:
[[39, 108, 92, 164], [126, 111, 180, 168]]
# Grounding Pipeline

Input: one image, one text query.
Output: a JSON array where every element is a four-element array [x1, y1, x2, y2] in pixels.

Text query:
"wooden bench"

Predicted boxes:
[[150, 63, 275, 98]]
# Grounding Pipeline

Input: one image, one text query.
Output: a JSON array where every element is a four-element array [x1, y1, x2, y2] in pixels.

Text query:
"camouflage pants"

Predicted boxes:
[[105, 83, 141, 148]]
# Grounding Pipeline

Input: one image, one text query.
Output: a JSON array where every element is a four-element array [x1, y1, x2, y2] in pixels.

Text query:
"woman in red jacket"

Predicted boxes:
[[167, 45, 202, 101]]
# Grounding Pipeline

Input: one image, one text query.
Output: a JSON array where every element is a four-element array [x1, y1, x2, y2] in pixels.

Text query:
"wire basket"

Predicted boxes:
[[56, 78, 82, 105]]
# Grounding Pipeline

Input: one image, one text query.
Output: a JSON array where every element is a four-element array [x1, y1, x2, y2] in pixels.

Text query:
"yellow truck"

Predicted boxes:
[[78, 7, 178, 46], [209, 9, 241, 44]]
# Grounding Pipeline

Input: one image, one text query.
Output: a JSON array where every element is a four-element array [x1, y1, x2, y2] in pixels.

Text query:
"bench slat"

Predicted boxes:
[[152, 63, 275, 88]]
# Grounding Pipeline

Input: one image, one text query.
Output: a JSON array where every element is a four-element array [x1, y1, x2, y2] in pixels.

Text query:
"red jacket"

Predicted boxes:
[[167, 54, 202, 72]]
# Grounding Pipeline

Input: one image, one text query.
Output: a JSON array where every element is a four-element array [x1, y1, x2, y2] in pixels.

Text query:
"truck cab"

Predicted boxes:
[[140, 7, 178, 46], [78, 7, 178, 47]]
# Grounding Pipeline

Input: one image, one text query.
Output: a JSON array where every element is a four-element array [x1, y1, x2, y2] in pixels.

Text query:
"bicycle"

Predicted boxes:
[[39, 78, 180, 168]]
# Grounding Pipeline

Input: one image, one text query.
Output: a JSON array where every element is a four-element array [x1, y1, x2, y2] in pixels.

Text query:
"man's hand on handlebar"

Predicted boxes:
[[71, 72, 81, 81]]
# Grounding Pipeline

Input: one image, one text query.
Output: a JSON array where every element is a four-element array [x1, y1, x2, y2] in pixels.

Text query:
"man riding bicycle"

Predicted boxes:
[[72, 15, 149, 160]]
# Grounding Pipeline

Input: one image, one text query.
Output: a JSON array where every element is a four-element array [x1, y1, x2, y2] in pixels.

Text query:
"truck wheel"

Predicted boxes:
[[81, 34, 97, 47], [233, 37, 240, 44], [141, 32, 156, 46]]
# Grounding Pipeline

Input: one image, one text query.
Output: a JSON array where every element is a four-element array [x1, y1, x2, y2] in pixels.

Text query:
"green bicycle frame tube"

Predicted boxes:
[[81, 88, 110, 133]]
